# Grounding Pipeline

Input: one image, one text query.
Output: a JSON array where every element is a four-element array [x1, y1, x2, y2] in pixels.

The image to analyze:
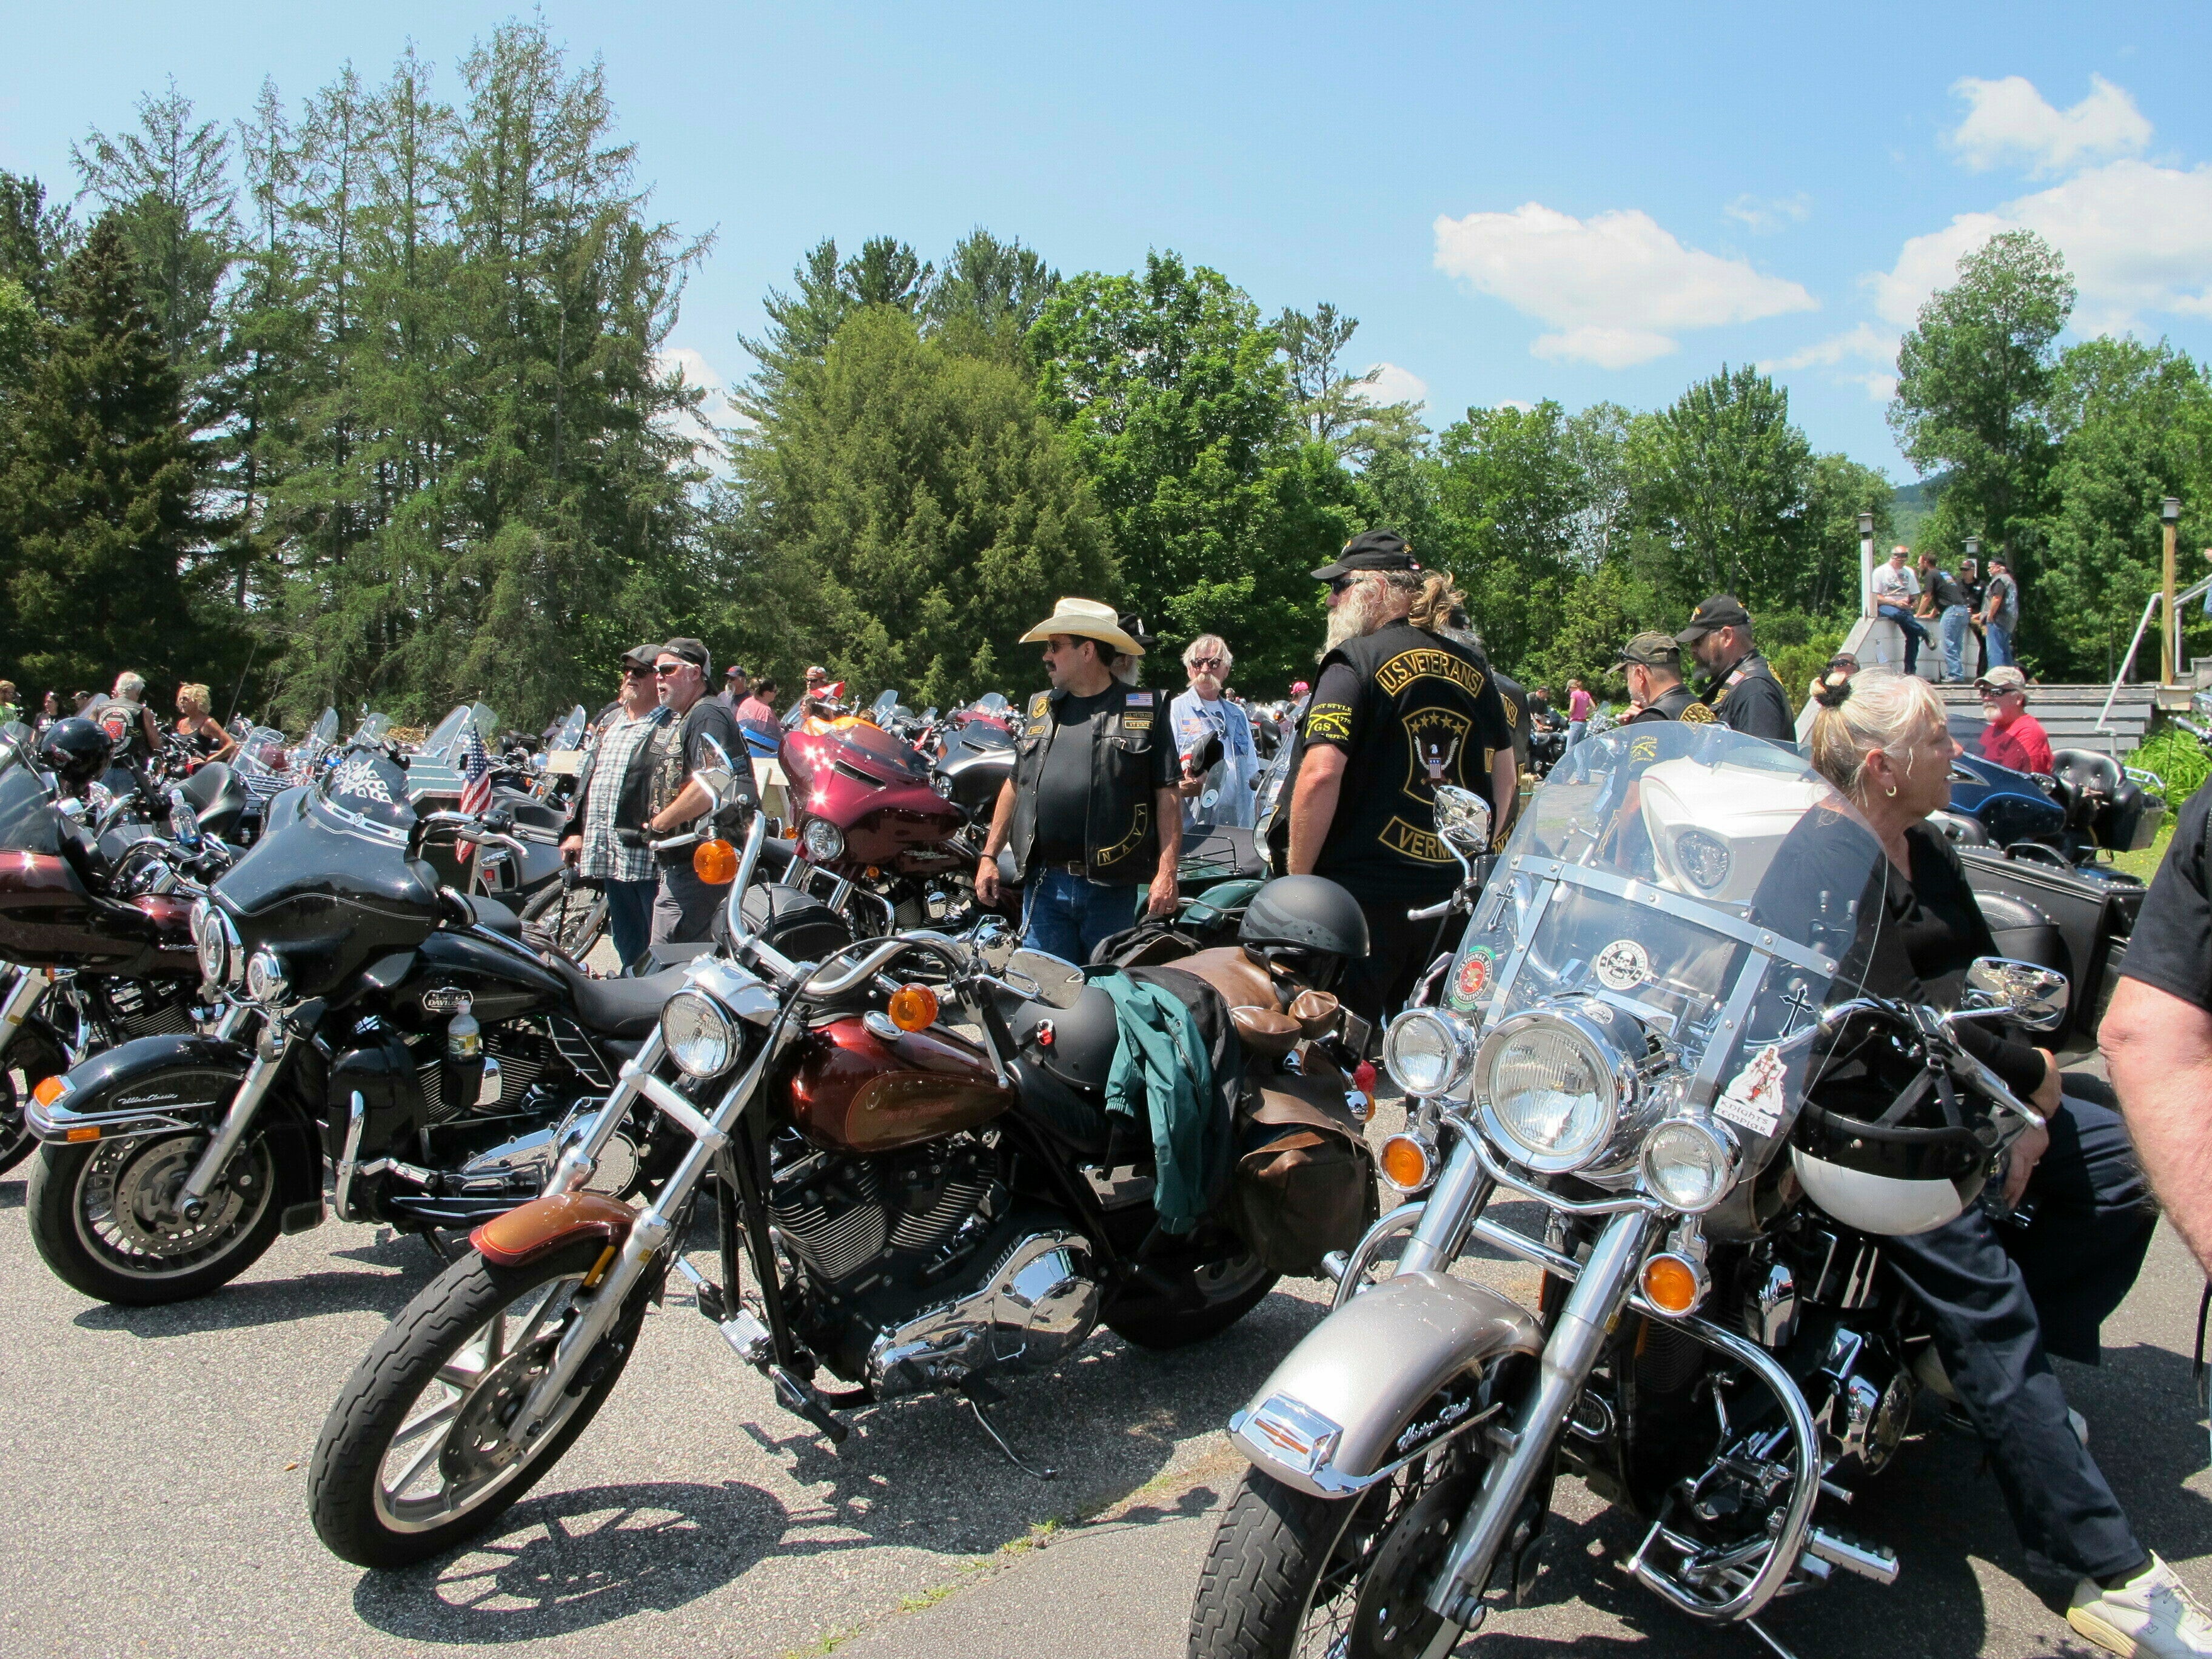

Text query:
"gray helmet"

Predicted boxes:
[[1239, 875, 1369, 960]]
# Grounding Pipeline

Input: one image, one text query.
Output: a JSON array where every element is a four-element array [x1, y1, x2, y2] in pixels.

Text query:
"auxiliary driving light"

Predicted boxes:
[[1378, 1131, 1438, 1194], [802, 819, 846, 862], [1641, 1252, 1709, 1318], [1381, 1007, 1475, 1098]]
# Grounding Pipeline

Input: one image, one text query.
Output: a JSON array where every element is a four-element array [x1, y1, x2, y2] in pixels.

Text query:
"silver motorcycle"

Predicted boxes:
[[1188, 722, 2062, 1659]]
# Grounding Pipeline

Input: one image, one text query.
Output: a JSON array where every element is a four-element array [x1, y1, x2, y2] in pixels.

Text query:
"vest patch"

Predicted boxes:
[[1375, 647, 1485, 701], [1304, 701, 1354, 743], [1680, 700, 1718, 725], [1125, 691, 1153, 705], [1379, 817, 1452, 863]]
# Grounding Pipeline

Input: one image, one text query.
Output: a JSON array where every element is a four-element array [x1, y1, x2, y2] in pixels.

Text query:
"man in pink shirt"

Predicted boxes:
[[1565, 677, 1594, 748], [1978, 666, 2053, 775]]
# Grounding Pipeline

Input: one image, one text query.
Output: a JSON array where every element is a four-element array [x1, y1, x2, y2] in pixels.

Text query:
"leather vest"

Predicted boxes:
[[1007, 686, 1161, 885], [1624, 683, 1716, 725]]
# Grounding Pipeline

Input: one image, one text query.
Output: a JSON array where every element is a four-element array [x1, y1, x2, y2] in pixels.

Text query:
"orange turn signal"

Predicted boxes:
[[1378, 1133, 1436, 1193], [693, 838, 739, 885], [888, 983, 940, 1033], [1641, 1253, 1706, 1316], [33, 1074, 67, 1107]]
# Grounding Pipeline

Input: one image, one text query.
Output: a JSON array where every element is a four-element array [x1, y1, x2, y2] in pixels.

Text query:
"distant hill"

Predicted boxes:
[[1891, 472, 1947, 545]]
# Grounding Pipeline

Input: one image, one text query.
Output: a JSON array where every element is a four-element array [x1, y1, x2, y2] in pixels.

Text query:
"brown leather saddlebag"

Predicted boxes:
[[1228, 1050, 1378, 1277]]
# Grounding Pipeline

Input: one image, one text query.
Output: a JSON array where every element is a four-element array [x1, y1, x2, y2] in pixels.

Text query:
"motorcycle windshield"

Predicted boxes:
[[1442, 723, 1887, 1157], [815, 720, 931, 786], [0, 764, 61, 854]]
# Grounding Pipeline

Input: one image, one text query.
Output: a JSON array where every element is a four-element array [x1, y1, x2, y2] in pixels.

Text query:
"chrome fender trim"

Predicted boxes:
[[1228, 1270, 1541, 1499]]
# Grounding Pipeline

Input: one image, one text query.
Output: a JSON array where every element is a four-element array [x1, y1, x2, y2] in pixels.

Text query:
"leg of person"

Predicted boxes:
[[1884, 1208, 2148, 1584], [1566, 720, 1586, 749], [649, 857, 721, 946], [1942, 605, 1968, 682], [1020, 868, 1087, 964], [1988, 622, 2013, 668], [2001, 1093, 2159, 1367], [606, 876, 655, 968], [1072, 882, 1143, 965]]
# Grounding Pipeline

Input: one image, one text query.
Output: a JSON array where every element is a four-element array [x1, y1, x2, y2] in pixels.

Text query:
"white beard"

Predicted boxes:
[[1324, 581, 1390, 654]]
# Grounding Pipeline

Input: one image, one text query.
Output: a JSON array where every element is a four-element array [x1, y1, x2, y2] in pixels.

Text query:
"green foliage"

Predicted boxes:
[[924, 228, 1059, 364], [738, 234, 931, 426], [0, 216, 213, 692], [1430, 400, 1592, 674], [735, 305, 1116, 707], [2132, 722, 2212, 803]]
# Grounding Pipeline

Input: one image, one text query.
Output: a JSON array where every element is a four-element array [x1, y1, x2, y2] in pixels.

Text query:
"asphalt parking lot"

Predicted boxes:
[[2, 1089, 2209, 1659]]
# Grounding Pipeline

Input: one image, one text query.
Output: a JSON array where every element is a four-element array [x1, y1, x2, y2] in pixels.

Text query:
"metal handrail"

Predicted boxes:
[[2099, 571, 2212, 731]]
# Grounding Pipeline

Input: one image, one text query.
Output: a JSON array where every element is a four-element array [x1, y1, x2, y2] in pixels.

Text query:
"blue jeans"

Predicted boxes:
[[1986, 620, 2015, 668], [605, 877, 655, 970], [1940, 604, 1971, 680], [1566, 720, 1587, 749], [1021, 868, 1141, 966], [1877, 603, 1929, 672]]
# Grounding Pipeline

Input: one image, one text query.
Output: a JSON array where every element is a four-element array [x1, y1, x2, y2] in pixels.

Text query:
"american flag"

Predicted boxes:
[[455, 725, 491, 859]]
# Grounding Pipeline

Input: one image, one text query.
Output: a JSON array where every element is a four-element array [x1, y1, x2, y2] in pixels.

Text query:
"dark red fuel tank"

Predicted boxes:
[[785, 1016, 1016, 1155]]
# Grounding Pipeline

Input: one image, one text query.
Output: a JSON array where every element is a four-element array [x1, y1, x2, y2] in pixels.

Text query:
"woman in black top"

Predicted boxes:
[[173, 683, 236, 764], [1801, 670, 2192, 1644]]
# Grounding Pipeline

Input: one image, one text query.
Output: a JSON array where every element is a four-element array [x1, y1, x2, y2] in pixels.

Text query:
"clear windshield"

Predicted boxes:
[[870, 689, 899, 725], [422, 705, 471, 757], [313, 708, 339, 743], [551, 706, 586, 753], [354, 711, 392, 742], [1442, 724, 1885, 1150]]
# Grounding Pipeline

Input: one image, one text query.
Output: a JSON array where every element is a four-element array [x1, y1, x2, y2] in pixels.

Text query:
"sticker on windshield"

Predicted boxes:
[[330, 754, 393, 805], [1594, 939, 1651, 991], [1449, 945, 1494, 1010], [1715, 1043, 1787, 1137]]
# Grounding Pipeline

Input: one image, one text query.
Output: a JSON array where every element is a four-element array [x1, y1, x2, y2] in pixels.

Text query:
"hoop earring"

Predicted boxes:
[[1885, 785, 1897, 797]]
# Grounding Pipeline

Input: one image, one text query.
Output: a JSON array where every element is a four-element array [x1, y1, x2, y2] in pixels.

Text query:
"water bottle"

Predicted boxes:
[[443, 1000, 484, 1113]]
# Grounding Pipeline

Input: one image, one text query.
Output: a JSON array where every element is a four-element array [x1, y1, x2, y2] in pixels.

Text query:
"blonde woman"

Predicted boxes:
[[1801, 669, 2202, 1657], [173, 684, 236, 764]]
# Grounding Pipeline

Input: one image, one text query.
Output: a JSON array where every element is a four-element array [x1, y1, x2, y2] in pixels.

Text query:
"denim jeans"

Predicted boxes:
[[1877, 603, 1929, 672], [1566, 721, 1587, 749], [1940, 603, 1972, 681], [1986, 620, 2015, 668], [1021, 867, 1141, 966], [605, 877, 655, 971]]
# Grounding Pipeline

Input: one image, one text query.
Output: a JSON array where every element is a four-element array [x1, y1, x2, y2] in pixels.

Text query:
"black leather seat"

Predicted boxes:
[[548, 954, 690, 1038], [2053, 749, 2123, 795], [461, 893, 526, 939]]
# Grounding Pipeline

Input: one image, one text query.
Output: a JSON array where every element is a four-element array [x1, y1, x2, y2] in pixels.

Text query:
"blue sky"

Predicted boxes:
[[7, 2, 2212, 476]]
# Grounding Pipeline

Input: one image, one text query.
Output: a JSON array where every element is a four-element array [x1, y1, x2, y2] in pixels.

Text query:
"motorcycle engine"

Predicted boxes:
[[770, 1131, 1100, 1394]]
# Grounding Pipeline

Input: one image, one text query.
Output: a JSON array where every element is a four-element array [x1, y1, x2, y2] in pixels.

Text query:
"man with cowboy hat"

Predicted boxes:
[[975, 597, 1181, 964]]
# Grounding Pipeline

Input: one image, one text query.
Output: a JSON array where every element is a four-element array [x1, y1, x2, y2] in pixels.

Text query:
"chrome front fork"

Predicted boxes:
[[0, 967, 52, 1062], [179, 1015, 292, 1212], [1419, 1205, 1660, 1646]]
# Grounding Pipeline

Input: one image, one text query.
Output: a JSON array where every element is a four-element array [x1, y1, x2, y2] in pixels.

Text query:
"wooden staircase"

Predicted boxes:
[[1935, 682, 2160, 760]]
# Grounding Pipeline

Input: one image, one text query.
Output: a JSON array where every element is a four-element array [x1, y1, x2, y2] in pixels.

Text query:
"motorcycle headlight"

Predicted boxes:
[[661, 990, 737, 1079], [193, 899, 238, 987], [243, 947, 290, 1005], [802, 817, 845, 862], [1382, 1008, 1476, 1098], [1640, 1115, 1738, 1213], [1475, 1009, 1632, 1173]]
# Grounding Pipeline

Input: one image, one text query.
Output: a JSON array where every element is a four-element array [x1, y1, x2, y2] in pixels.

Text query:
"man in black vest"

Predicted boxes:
[[1618, 632, 1715, 725], [1285, 531, 1517, 1030], [1677, 594, 1794, 742], [976, 598, 1180, 965]]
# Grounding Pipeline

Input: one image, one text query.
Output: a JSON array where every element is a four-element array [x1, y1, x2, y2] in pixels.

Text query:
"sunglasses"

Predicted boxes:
[[653, 662, 691, 676], [621, 664, 651, 677], [1190, 657, 1225, 669], [1329, 574, 1372, 596]]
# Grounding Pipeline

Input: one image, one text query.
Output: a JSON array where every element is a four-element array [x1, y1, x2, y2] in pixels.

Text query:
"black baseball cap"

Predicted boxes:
[[1118, 613, 1156, 653], [659, 637, 711, 672], [1617, 631, 1682, 669], [1311, 528, 1421, 582], [1675, 595, 1752, 643]]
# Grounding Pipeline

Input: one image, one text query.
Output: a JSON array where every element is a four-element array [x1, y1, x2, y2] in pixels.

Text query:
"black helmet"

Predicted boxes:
[[38, 717, 113, 789], [1241, 875, 1369, 959]]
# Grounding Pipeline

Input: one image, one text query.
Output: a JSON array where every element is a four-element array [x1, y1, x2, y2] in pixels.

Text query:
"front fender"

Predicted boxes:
[[1230, 1270, 1541, 1499], [471, 1190, 636, 1270], [25, 1033, 251, 1145]]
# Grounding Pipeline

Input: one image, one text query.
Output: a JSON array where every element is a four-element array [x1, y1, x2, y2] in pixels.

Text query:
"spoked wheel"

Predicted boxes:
[[27, 1130, 283, 1304], [521, 879, 609, 964], [309, 1239, 645, 1569], [1189, 1453, 1482, 1659], [0, 1026, 66, 1176]]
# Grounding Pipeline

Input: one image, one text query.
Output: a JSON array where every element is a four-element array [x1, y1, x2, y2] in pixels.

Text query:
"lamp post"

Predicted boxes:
[[2163, 497, 2183, 686], [1857, 512, 1875, 623]]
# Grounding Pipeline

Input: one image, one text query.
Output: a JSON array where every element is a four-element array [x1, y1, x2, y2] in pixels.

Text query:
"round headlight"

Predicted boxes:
[[1382, 1008, 1475, 1098], [802, 818, 846, 862], [243, 947, 290, 1005], [1476, 1012, 1623, 1171], [1641, 1116, 1738, 1213], [661, 990, 737, 1079]]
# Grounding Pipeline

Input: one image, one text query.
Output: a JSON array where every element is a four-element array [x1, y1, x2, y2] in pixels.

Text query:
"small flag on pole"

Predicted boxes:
[[456, 725, 491, 859]]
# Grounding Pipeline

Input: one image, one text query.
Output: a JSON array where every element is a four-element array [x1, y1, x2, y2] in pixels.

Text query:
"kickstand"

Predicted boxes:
[[960, 1384, 1056, 1481], [1744, 1618, 1800, 1659]]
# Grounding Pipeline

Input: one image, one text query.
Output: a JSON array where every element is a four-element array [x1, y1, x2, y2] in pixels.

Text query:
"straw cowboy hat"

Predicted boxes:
[[1018, 597, 1145, 657]]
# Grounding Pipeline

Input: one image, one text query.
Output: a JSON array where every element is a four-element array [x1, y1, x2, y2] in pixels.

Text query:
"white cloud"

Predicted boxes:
[[656, 346, 748, 463], [1495, 398, 1537, 414], [1761, 323, 1894, 374], [1868, 159, 2212, 333], [1724, 192, 1812, 233], [1356, 361, 1429, 406], [1949, 74, 2150, 176], [1433, 202, 1817, 368]]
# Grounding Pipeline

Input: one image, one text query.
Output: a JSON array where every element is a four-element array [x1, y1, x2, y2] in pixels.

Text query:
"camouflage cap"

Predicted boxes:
[[1616, 631, 1683, 669]]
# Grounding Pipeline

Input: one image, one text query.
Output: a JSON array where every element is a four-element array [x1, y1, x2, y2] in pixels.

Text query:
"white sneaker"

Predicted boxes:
[[2070, 1556, 2212, 1657]]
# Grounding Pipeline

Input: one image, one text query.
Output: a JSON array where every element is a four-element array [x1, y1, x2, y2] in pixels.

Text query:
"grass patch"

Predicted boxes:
[[2111, 817, 2176, 882]]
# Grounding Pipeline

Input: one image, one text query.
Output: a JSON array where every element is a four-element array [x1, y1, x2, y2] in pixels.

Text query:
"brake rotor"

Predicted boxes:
[[439, 1347, 551, 1486], [1346, 1470, 1480, 1659], [93, 1135, 262, 1259]]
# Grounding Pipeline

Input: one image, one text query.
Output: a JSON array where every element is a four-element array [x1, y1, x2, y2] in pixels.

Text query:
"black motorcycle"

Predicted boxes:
[[22, 744, 685, 1305]]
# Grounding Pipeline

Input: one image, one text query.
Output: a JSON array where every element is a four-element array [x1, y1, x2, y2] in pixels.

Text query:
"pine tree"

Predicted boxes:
[[1, 216, 210, 692]]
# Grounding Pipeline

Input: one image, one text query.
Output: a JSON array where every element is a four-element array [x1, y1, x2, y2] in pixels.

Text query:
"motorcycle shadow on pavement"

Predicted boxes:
[[0, 1175, 25, 1210], [67, 1226, 444, 1338], [346, 1278, 1331, 1646]]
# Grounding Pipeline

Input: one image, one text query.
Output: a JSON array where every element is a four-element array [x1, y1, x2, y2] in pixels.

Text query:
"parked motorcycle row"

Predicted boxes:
[[0, 687, 2172, 1657]]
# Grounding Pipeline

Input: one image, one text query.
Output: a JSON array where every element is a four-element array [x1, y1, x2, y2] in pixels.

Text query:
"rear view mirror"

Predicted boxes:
[[1004, 948, 1086, 1010], [1433, 785, 1493, 859], [1963, 957, 2070, 1032]]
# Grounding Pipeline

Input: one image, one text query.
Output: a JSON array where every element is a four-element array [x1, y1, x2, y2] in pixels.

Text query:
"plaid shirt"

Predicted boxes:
[[577, 711, 661, 883]]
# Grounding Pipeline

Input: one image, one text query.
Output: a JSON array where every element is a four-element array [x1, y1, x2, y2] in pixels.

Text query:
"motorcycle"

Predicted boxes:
[[1188, 723, 2056, 1659], [21, 742, 693, 1305], [0, 736, 235, 1172], [1943, 744, 2165, 866], [304, 810, 1379, 1568]]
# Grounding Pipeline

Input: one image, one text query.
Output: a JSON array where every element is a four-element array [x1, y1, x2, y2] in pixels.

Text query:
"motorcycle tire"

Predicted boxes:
[[309, 1239, 644, 1569], [521, 878, 609, 964], [27, 1130, 284, 1305], [0, 1024, 68, 1176], [1102, 1247, 1277, 1350]]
